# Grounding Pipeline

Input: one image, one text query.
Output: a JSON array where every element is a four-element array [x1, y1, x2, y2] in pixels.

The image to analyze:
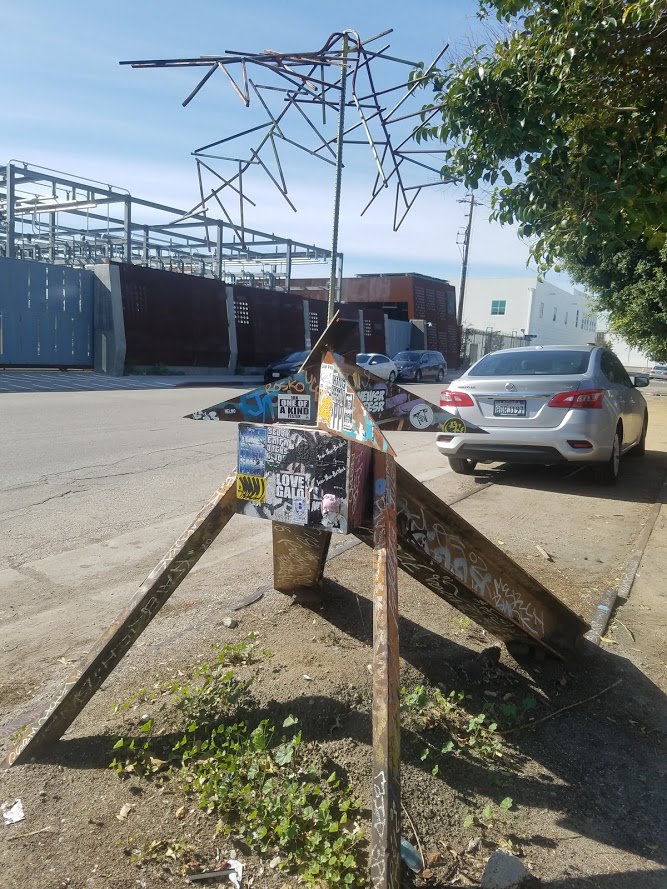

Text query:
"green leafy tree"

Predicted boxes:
[[416, 0, 667, 352]]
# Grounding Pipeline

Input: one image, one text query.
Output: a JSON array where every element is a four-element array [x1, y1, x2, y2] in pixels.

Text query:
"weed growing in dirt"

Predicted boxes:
[[109, 635, 366, 887], [482, 695, 538, 729], [127, 837, 204, 876], [463, 796, 513, 829], [401, 685, 503, 775]]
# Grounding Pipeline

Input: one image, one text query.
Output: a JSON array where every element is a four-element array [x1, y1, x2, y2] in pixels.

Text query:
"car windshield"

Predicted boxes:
[[469, 350, 591, 376], [394, 352, 420, 361], [356, 353, 371, 363], [653, 365, 667, 372]]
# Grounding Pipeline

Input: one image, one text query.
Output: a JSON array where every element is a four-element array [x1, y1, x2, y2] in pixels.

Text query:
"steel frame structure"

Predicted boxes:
[[121, 29, 451, 319], [0, 160, 333, 289]]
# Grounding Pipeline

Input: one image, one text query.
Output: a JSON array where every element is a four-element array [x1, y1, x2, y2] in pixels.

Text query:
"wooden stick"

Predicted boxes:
[[500, 679, 622, 736]]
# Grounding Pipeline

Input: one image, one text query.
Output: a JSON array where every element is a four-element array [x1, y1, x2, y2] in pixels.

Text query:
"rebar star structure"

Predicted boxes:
[[121, 29, 451, 319]]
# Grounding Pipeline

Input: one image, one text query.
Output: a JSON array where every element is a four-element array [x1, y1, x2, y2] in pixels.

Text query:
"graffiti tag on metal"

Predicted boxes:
[[186, 373, 316, 424]]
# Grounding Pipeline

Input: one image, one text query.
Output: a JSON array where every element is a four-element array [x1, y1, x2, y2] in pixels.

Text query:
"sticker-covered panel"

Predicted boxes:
[[317, 354, 394, 454], [338, 358, 488, 434], [187, 374, 316, 424], [236, 423, 351, 533]]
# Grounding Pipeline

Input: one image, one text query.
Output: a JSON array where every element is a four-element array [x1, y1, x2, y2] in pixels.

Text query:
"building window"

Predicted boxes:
[[553, 306, 557, 322], [491, 300, 506, 315], [576, 310, 579, 327], [539, 302, 544, 319]]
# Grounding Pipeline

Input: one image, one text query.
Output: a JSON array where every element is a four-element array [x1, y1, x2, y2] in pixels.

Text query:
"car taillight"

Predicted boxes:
[[440, 390, 475, 407], [547, 389, 604, 409]]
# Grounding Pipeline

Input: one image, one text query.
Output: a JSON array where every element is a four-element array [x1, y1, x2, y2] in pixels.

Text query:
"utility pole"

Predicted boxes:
[[456, 193, 475, 327]]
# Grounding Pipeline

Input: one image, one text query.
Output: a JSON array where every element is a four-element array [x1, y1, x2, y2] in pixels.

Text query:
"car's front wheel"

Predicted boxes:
[[448, 457, 477, 475], [388, 370, 396, 383], [593, 425, 621, 485], [437, 368, 445, 382], [415, 369, 423, 382]]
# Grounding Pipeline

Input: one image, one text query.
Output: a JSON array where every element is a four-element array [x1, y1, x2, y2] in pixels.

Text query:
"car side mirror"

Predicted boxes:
[[633, 374, 649, 388]]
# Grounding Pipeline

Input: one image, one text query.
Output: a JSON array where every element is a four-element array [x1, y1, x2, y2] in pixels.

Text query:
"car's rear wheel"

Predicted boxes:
[[593, 425, 621, 485], [628, 411, 648, 457], [449, 457, 477, 475], [437, 368, 445, 382], [388, 370, 396, 383]]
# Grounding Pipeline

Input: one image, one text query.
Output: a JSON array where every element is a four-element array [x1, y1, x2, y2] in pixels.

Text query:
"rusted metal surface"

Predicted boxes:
[[355, 465, 589, 658], [272, 522, 332, 593], [370, 449, 401, 889], [119, 264, 231, 367], [1, 474, 239, 769], [317, 352, 395, 454]]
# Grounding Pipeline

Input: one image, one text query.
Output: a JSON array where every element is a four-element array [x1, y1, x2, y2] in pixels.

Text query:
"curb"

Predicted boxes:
[[585, 472, 667, 646]]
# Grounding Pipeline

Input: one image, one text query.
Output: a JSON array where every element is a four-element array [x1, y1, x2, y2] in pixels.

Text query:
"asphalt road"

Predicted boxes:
[[1, 380, 665, 721]]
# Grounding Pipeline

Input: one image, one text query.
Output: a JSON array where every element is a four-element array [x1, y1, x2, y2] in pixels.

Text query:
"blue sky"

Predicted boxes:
[[1, 0, 544, 284]]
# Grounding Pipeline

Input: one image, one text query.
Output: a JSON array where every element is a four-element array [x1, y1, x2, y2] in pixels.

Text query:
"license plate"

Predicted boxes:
[[493, 399, 526, 417], [272, 372, 281, 378]]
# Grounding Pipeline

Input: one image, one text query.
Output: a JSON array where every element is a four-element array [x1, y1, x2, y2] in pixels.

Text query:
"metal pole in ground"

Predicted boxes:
[[369, 449, 401, 888]]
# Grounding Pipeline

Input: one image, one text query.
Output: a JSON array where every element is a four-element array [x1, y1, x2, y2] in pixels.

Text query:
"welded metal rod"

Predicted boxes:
[[2, 474, 239, 769], [369, 450, 401, 889]]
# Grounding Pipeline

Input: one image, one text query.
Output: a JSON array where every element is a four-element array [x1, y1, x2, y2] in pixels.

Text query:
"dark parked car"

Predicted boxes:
[[394, 350, 448, 382], [263, 350, 309, 383]]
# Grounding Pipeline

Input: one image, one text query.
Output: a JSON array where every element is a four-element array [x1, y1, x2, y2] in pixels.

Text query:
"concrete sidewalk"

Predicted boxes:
[[606, 391, 667, 697]]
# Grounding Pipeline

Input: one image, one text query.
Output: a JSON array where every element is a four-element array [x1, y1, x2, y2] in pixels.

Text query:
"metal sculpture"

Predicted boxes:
[[121, 29, 452, 318], [1, 316, 589, 889]]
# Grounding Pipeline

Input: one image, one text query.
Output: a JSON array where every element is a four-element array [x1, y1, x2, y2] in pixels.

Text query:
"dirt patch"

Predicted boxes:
[[1, 545, 666, 889]]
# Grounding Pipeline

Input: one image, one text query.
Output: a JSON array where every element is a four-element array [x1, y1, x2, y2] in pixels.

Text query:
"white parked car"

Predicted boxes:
[[649, 364, 667, 381], [355, 352, 398, 382], [437, 345, 649, 485]]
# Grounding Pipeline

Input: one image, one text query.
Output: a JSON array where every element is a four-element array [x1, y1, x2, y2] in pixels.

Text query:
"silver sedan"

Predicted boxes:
[[436, 345, 649, 484]]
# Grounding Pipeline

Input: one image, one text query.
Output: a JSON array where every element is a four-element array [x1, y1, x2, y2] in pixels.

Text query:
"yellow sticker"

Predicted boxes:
[[237, 474, 266, 502], [442, 417, 466, 434], [317, 394, 333, 424]]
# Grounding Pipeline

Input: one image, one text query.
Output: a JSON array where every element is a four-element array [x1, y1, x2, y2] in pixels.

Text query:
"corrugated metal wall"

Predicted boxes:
[[0, 257, 94, 367]]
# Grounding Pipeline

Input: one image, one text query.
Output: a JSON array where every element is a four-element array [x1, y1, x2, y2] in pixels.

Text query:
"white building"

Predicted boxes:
[[462, 277, 598, 346]]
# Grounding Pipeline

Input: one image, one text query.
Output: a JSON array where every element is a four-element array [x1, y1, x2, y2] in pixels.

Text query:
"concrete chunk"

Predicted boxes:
[[481, 850, 541, 889]]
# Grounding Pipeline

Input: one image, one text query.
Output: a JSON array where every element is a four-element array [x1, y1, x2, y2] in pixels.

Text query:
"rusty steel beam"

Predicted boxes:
[[369, 450, 401, 889], [355, 465, 589, 659], [272, 522, 332, 593], [2, 474, 239, 769]]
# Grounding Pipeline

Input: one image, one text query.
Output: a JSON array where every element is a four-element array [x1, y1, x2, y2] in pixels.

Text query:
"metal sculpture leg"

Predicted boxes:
[[272, 522, 332, 595], [2, 474, 238, 768], [369, 451, 401, 889]]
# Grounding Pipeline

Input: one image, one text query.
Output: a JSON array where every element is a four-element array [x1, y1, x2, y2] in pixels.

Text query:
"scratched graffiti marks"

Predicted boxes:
[[186, 373, 316, 425], [272, 522, 332, 592], [1, 474, 239, 769], [370, 451, 401, 889], [236, 424, 351, 533], [395, 491, 547, 641], [317, 354, 394, 455]]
